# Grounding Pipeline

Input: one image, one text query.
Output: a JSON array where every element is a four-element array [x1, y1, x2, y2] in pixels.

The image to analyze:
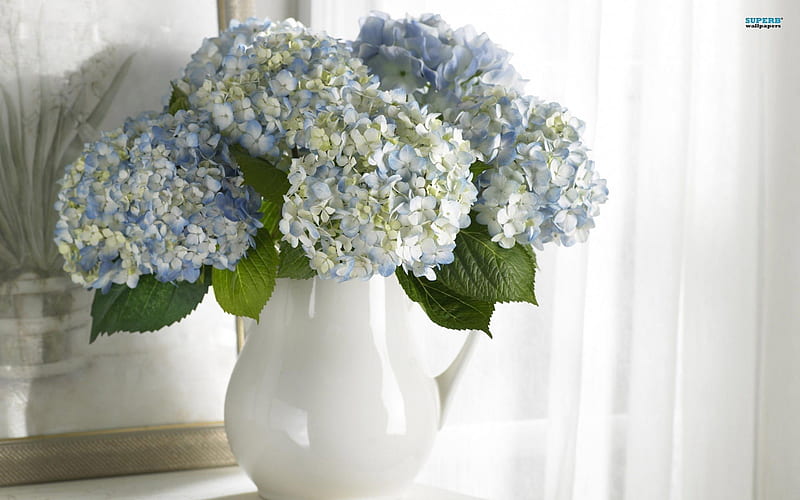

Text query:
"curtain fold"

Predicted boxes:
[[286, 0, 798, 498], [756, 0, 800, 498]]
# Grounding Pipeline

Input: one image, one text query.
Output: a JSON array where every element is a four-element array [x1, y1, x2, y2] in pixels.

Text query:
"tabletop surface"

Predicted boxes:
[[0, 466, 486, 500]]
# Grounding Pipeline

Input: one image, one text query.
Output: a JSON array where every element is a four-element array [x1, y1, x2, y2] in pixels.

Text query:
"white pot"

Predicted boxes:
[[0, 274, 93, 378], [225, 276, 477, 500]]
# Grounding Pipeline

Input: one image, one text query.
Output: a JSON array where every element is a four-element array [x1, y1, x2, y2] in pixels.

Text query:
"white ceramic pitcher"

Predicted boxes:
[[224, 275, 477, 500]]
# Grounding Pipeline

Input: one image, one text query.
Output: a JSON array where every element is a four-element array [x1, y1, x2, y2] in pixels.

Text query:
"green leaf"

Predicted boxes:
[[167, 83, 190, 115], [260, 198, 282, 236], [395, 269, 494, 336], [90, 271, 211, 342], [230, 145, 290, 207], [469, 160, 493, 178], [436, 223, 537, 305], [277, 241, 316, 279], [212, 227, 279, 320]]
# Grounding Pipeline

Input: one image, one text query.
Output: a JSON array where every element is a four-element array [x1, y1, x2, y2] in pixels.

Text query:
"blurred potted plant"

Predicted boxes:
[[0, 46, 132, 377]]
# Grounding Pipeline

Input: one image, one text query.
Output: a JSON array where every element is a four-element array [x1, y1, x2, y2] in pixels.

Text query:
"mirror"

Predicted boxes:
[[0, 0, 239, 485]]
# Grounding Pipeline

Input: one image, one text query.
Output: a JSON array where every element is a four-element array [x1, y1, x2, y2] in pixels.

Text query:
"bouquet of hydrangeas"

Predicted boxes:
[[54, 14, 607, 340]]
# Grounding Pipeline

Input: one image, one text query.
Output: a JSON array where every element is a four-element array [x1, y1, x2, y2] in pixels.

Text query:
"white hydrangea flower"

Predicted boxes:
[[280, 93, 477, 281]]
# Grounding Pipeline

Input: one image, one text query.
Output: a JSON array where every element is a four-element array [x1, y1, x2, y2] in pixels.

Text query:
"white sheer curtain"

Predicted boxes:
[[256, 1, 798, 498]]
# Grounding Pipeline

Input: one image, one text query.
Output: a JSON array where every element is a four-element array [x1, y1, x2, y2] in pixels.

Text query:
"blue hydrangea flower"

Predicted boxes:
[[353, 12, 525, 97], [474, 98, 608, 248], [55, 110, 262, 291], [354, 13, 528, 167], [182, 18, 274, 89], [355, 13, 607, 250], [175, 18, 379, 166], [175, 18, 478, 281]]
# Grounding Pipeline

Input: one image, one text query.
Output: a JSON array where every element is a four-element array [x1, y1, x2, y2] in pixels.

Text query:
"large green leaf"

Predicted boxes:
[[90, 271, 211, 342], [395, 269, 494, 336], [212, 227, 279, 320], [277, 241, 316, 279], [230, 145, 290, 208], [436, 224, 537, 305], [260, 198, 283, 237]]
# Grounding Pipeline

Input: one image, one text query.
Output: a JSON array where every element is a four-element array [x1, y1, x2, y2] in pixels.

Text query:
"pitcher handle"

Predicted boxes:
[[435, 331, 479, 429]]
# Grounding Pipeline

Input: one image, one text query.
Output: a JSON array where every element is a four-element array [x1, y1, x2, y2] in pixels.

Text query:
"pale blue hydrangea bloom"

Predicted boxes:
[[353, 12, 525, 96], [176, 18, 478, 280], [355, 13, 608, 250], [427, 84, 527, 167], [175, 18, 378, 166], [279, 85, 477, 281], [55, 110, 262, 291], [353, 12, 527, 167], [182, 18, 275, 89], [474, 98, 608, 248]]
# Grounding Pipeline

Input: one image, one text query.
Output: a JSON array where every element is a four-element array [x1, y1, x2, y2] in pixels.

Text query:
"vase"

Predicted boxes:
[[225, 276, 477, 500], [0, 274, 93, 378]]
